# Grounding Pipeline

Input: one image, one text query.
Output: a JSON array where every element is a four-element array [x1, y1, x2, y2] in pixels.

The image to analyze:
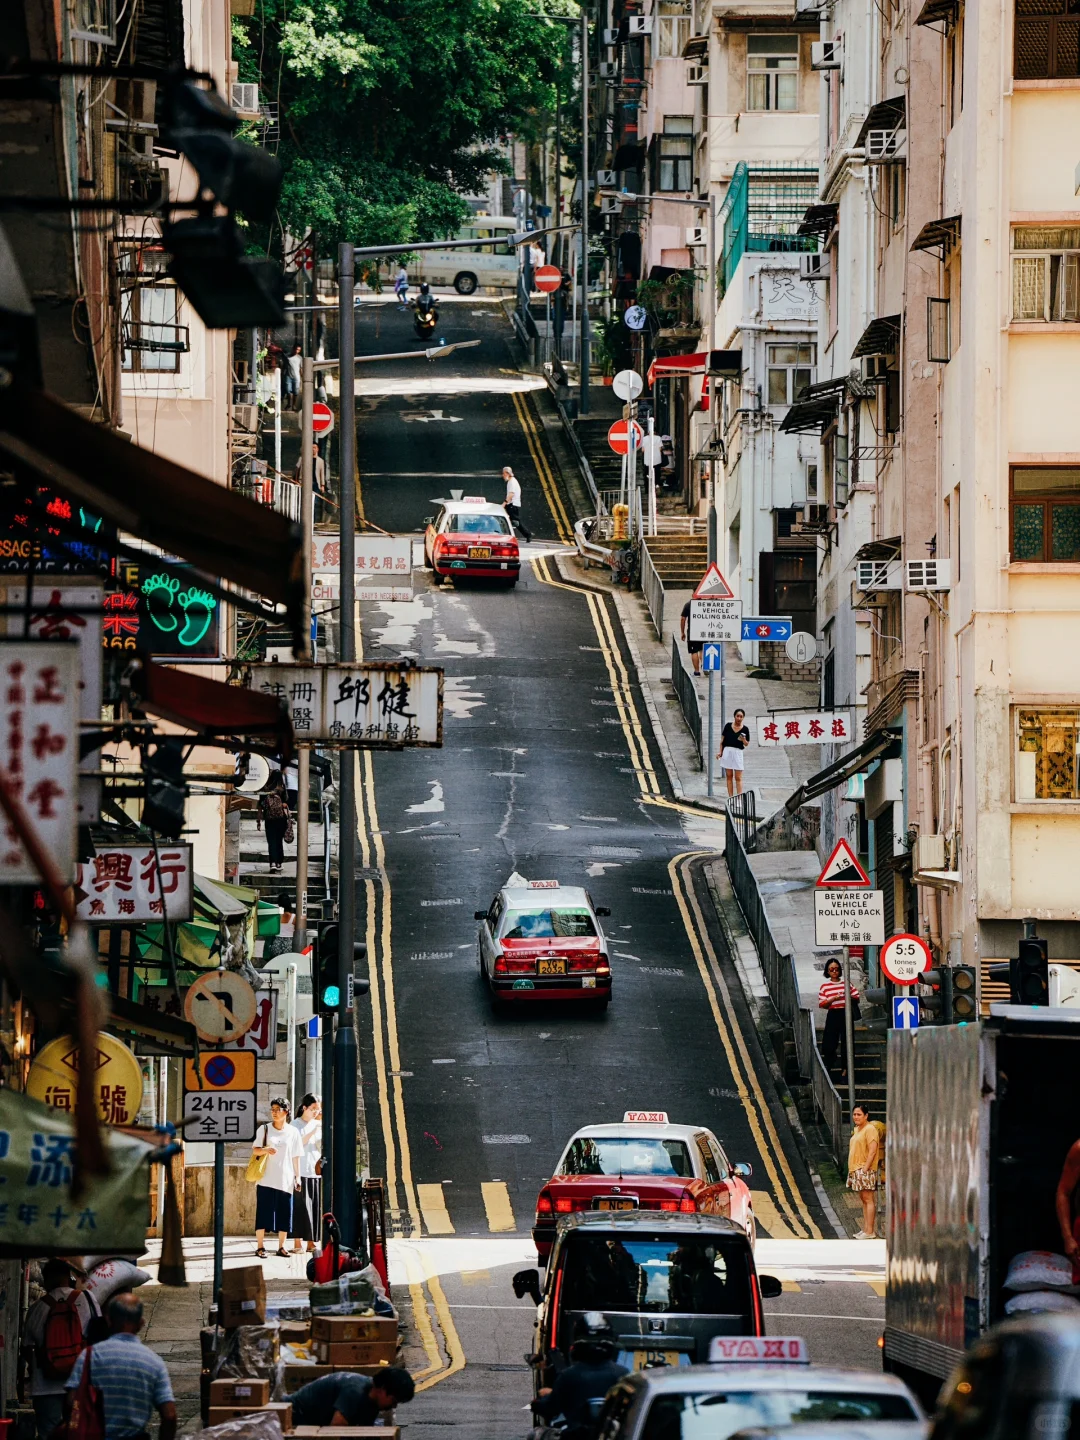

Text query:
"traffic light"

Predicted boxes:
[[315, 925, 369, 1012], [950, 965, 978, 1022], [920, 968, 951, 1024], [987, 920, 1048, 1006]]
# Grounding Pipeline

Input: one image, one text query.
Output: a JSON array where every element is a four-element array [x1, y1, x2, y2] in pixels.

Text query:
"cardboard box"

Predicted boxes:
[[209, 1379, 271, 1407], [279, 1321, 311, 1344], [219, 1265, 267, 1328], [312, 1340, 399, 1366], [207, 1402, 293, 1431], [281, 1365, 335, 1394], [310, 1317, 397, 1344]]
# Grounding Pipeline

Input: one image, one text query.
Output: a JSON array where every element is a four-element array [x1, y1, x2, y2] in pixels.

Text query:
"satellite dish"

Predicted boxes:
[[236, 753, 271, 793]]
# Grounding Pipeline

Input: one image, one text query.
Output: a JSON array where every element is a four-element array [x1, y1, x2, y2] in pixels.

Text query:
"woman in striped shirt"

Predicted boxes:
[[819, 957, 858, 1078]]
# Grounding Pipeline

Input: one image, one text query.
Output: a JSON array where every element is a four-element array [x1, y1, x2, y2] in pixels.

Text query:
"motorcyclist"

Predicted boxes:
[[415, 282, 436, 315], [533, 1313, 628, 1434]]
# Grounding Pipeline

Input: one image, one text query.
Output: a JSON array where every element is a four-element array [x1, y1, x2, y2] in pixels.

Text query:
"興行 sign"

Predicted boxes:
[[75, 843, 193, 923], [813, 889, 885, 947], [248, 663, 443, 747], [756, 712, 852, 746]]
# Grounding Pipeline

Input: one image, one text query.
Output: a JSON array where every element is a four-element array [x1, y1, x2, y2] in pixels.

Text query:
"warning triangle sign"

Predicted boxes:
[[692, 563, 735, 600], [816, 838, 871, 888]]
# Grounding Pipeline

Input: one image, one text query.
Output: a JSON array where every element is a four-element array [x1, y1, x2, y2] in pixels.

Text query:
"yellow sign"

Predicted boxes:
[[184, 1051, 256, 1092], [27, 1033, 144, 1127]]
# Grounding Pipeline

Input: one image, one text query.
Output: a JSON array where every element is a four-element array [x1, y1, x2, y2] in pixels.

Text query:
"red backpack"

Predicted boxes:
[[38, 1293, 85, 1380]]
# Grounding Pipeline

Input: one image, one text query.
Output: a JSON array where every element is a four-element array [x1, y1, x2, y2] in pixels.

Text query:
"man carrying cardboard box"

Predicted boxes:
[[291, 1369, 414, 1428]]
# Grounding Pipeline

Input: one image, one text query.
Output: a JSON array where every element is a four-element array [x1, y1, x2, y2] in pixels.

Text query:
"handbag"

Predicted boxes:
[[244, 1125, 269, 1184], [284, 818, 295, 845], [65, 1347, 104, 1440]]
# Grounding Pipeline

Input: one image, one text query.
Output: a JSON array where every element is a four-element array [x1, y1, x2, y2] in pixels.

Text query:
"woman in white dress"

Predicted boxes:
[[290, 1093, 323, 1253]]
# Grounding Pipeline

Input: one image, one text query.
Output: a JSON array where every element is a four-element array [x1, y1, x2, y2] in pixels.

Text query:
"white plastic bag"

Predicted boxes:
[[1004, 1289, 1080, 1315], [1003, 1250, 1078, 1293], [84, 1258, 151, 1303]]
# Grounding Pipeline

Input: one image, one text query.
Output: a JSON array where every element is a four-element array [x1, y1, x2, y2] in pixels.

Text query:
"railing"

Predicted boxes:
[[236, 473, 302, 522], [654, 514, 707, 534], [670, 637, 703, 765], [726, 790, 758, 850], [642, 537, 665, 639], [725, 809, 847, 1166]]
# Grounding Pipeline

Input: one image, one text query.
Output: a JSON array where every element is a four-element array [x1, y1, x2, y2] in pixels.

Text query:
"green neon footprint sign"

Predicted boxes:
[[141, 574, 218, 648]]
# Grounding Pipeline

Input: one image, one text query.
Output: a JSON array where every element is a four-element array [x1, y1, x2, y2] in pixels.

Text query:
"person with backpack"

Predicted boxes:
[[22, 1259, 96, 1439]]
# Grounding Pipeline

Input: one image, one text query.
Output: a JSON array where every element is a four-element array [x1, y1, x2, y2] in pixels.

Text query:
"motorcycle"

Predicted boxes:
[[413, 297, 439, 339]]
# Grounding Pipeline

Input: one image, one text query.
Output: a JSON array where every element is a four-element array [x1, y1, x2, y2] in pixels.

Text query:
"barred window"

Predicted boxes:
[[1012, 227, 1080, 321], [1014, 0, 1080, 78], [1016, 708, 1080, 800]]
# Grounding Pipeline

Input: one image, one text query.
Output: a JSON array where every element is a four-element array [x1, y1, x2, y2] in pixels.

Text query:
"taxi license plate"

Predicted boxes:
[[537, 958, 566, 975], [468, 546, 492, 559], [596, 1197, 635, 1210], [627, 1350, 685, 1372]]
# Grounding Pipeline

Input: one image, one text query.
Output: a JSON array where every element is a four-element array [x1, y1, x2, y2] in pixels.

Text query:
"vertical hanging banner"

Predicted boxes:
[[0, 641, 79, 882]]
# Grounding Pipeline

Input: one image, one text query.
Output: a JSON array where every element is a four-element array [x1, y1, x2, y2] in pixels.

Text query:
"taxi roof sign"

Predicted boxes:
[[528, 879, 560, 889], [708, 1337, 809, 1364], [461, 495, 488, 504], [624, 1110, 669, 1123]]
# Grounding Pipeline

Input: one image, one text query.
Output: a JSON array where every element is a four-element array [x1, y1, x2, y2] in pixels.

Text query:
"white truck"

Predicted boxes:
[[409, 216, 520, 294]]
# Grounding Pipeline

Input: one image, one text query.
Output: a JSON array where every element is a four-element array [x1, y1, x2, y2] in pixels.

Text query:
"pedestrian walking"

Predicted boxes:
[[393, 265, 409, 306], [64, 1292, 176, 1440], [256, 771, 291, 875], [251, 1097, 304, 1258], [291, 1369, 414, 1428], [503, 466, 532, 542], [284, 344, 302, 411], [22, 1260, 98, 1440], [818, 957, 859, 1078], [294, 441, 328, 523], [847, 1103, 882, 1239], [290, 1093, 323, 1255], [718, 708, 750, 796], [679, 600, 703, 676]]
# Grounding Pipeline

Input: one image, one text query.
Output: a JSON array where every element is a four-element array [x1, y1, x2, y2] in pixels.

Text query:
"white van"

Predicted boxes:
[[409, 216, 520, 294]]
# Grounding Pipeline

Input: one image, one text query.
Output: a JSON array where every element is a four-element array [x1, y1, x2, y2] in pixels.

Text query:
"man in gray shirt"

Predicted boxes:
[[291, 1369, 414, 1427]]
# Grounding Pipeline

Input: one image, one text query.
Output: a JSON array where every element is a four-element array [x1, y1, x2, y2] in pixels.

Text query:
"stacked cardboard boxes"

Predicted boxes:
[[310, 1315, 398, 1369], [207, 1380, 293, 1430]]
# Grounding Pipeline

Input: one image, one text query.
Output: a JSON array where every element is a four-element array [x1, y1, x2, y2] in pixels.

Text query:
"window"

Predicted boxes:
[[1014, 0, 1080, 80], [947, 3, 965, 124], [695, 1135, 721, 1183], [121, 285, 181, 374], [766, 343, 816, 404], [747, 35, 799, 111], [1010, 466, 1080, 561], [657, 116, 694, 191], [886, 162, 906, 231], [1012, 227, 1080, 321], [1016, 708, 1080, 800], [641, 1389, 918, 1440], [500, 906, 596, 938], [561, 1232, 752, 1316], [558, 1137, 693, 1177], [655, 1, 691, 56]]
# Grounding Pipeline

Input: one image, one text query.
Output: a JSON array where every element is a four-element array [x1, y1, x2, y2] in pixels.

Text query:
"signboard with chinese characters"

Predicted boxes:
[[0, 641, 79, 883], [0, 1088, 152, 1257], [312, 536, 412, 576], [75, 844, 193, 924], [756, 711, 853, 747], [26, 1032, 145, 1127], [247, 663, 443, 747], [0, 488, 112, 576], [312, 581, 413, 604], [103, 558, 221, 659], [813, 889, 886, 946], [182, 1089, 256, 1142]]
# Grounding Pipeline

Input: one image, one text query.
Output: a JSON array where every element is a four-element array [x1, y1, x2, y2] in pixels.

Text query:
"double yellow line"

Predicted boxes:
[[511, 390, 573, 543]]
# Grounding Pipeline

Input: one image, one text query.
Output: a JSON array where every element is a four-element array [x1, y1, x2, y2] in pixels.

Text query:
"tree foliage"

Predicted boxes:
[[234, 0, 578, 253]]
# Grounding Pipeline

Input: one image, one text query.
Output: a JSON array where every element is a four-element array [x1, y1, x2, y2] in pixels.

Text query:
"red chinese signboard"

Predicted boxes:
[[0, 641, 79, 882], [74, 843, 194, 923], [756, 711, 852, 747]]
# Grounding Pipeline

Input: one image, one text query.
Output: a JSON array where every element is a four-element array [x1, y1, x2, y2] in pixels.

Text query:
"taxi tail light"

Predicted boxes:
[[678, 1193, 697, 1212], [536, 1191, 553, 1216], [554, 1197, 573, 1214], [596, 959, 611, 975], [493, 953, 509, 975], [659, 1200, 678, 1211]]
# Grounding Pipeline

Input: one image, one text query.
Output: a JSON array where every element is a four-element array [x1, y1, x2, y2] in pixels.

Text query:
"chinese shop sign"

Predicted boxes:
[[0, 488, 112, 576], [247, 662, 443, 747], [0, 641, 79, 882], [103, 559, 221, 659], [756, 711, 853, 746], [312, 535, 412, 576], [0, 1087, 152, 1257], [75, 843, 193, 923], [26, 1032, 145, 1127]]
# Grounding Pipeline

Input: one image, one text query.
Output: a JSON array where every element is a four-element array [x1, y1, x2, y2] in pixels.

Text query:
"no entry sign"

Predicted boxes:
[[608, 419, 645, 455], [534, 265, 562, 293], [311, 401, 334, 436]]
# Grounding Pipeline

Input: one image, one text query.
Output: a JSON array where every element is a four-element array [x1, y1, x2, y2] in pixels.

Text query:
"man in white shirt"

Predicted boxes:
[[23, 1259, 95, 1439], [503, 466, 532, 542]]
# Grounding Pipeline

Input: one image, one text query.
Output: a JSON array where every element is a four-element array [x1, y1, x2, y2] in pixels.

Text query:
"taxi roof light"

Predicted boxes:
[[708, 1336, 809, 1364], [623, 1111, 669, 1123]]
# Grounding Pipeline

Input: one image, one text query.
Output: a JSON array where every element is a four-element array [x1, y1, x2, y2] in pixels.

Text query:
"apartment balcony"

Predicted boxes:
[[718, 163, 819, 298], [234, 472, 302, 523], [709, 112, 818, 182]]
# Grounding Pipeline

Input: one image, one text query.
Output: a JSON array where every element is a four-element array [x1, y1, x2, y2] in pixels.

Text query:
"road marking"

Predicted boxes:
[[418, 1183, 455, 1234], [511, 391, 573, 543], [751, 1190, 799, 1242], [868, 1279, 887, 1297], [481, 1182, 517, 1233]]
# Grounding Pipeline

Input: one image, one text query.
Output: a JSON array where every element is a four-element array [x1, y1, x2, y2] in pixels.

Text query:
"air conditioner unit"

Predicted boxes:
[[799, 252, 831, 282], [913, 833, 947, 873], [811, 39, 842, 68], [600, 195, 624, 214], [598, 62, 619, 79], [627, 15, 653, 34], [596, 170, 617, 188], [602, 27, 619, 45], [865, 128, 906, 162], [856, 558, 903, 591], [795, 0, 826, 14], [687, 63, 709, 85], [230, 82, 260, 116], [905, 558, 952, 591], [685, 226, 706, 246], [861, 354, 890, 382]]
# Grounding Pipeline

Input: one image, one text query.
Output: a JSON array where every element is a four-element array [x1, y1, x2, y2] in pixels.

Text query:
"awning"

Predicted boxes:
[[779, 393, 838, 434], [855, 97, 906, 147], [108, 994, 198, 1058], [785, 730, 901, 812], [647, 351, 707, 387], [910, 215, 961, 257], [0, 388, 303, 636], [136, 874, 260, 975], [682, 35, 709, 59], [798, 203, 838, 239], [613, 143, 646, 170], [852, 314, 901, 358], [128, 657, 293, 760], [853, 535, 902, 564], [647, 264, 684, 282], [915, 0, 959, 27]]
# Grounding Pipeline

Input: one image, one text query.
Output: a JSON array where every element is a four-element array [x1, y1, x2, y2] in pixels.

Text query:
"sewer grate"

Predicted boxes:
[[589, 846, 641, 858]]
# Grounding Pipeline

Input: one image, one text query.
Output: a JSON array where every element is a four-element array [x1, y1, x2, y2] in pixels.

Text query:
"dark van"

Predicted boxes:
[[513, 1211, 783, 1392]]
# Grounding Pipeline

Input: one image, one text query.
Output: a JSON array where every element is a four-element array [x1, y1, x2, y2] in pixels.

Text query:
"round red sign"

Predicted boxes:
[[534, 265, 562, 294], [607, 419, 645, 456], [311, 402, 334, 436], [880, 932, 932, 985]]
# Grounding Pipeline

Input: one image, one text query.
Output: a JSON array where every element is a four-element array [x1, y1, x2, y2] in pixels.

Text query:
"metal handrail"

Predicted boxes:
[[670, 636, 703, 765], [641, 539, 665, 639]]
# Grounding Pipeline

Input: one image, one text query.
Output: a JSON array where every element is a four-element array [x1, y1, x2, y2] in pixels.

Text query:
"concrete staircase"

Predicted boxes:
[[574, 417, 624, 491], [643, 534, 709, 587]]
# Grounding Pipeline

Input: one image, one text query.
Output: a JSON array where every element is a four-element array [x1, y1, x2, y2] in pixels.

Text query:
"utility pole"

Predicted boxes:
[[706, 192, 718, 569], [295, 358, 314, 963], [334, 243, 359, 1246], [579, 8, 590, 417]]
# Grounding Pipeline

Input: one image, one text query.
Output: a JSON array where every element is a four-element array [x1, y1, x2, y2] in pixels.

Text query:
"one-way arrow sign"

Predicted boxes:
[[893, 995, 920, 1030], [702, 644, 721, 672]]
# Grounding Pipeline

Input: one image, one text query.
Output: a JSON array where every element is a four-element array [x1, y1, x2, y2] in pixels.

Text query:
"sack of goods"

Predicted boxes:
[[1002, 1249, 1080, 1315], [309, 1270, 382, 1316]]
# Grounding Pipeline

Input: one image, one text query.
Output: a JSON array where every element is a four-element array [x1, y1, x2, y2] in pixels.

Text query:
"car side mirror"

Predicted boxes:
[[595, 906, 611, 917], [733, 1162, 752, 1179], [474, 910, 488, 921], [424, 515, 434, 524], [513, 1268, 543, 1306], [758, 1274, 783, 1299]]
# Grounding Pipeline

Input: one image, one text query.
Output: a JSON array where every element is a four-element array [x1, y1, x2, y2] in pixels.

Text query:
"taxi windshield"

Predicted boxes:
[[640, 1389, 919, 1440], [561, 1233, 752, 1316], [448, 513, 510, 535], [559, 1137, 693, 1178], [501, 908, 596, 939]]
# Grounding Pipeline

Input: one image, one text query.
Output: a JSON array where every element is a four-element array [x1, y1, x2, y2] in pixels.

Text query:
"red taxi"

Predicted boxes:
[[475, 875, 612, 1006], [532, 1114, 756, 1264], [424, 497, 520, 586]]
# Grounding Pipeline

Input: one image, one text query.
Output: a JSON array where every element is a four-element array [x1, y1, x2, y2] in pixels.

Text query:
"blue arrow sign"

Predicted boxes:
[[741, 617, 793, 642], [702, 644, 722, 672], [893, 995, 920, 1030]]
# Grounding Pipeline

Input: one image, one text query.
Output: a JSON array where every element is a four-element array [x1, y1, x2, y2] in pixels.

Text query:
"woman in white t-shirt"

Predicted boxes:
[[290, 1093, 323, 1254], [252, 1097, 304, 1257]]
